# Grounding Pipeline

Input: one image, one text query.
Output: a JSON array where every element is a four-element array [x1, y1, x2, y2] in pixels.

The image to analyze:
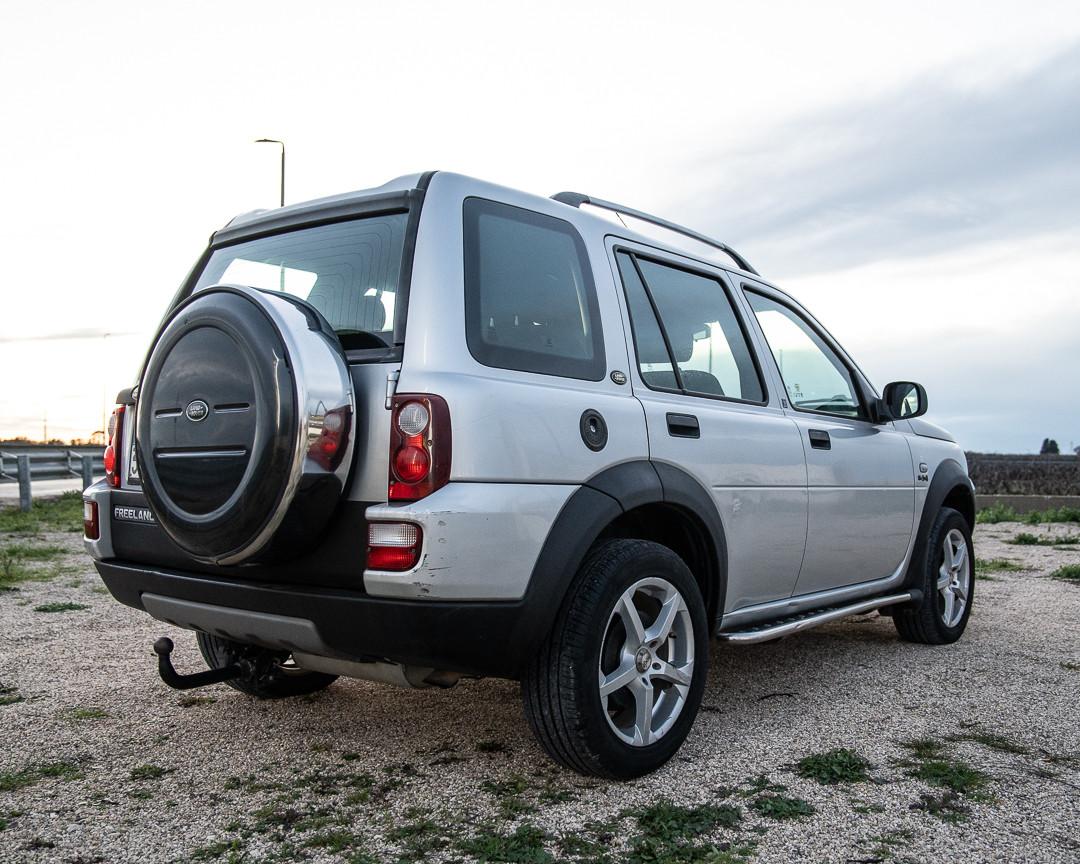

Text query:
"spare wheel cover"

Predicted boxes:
[[135, 284, 355, 564]]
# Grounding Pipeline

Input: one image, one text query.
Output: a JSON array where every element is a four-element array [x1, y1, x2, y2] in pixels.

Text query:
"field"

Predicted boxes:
[[0, 496, 1078, 863]]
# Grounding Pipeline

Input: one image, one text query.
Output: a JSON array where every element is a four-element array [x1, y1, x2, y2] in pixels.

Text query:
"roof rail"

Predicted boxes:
[[550, 191, 759, 276]]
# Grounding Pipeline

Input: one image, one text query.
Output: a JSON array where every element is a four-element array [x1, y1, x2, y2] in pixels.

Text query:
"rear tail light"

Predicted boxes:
[[367, 522, 422, 571], [308, 405, 351, 471], [388, 394, 450, 502], [83, 500, 99, 540], [104, 405, 125, 488]]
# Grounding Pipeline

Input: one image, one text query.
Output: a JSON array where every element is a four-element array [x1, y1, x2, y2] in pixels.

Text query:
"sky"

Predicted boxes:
[[1, 0, 1078, 451]]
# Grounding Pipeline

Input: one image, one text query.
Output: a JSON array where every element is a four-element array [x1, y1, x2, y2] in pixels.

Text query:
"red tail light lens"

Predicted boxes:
[[367, 522, 422, 571], [308, 405, 351, 471], [105, 405, 125, 488], [83, 500, 99, 540], [388, 394, 450, 502]]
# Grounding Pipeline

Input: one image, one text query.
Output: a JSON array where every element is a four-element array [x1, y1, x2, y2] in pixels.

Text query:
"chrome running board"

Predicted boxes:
[[717, 591, 920, 644]]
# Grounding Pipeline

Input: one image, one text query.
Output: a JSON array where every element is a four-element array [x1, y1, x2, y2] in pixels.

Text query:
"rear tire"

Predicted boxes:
[[196, 632, 337, 699], [522, 539, 709, 779], [894, 507, 974, 645]]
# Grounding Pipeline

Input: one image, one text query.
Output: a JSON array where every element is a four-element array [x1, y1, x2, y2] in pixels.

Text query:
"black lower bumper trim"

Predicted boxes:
[[95, 559, 528, 679]]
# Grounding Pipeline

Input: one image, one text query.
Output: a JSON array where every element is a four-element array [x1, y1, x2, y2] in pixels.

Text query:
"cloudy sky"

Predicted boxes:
[[1, 1, 1077, 451]]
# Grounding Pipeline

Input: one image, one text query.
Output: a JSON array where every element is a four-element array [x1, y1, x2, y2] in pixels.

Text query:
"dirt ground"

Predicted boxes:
[[1, 512, 1078, 863]]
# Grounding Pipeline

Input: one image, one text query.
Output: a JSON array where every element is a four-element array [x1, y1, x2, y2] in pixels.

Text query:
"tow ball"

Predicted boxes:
[[152, 637, 252, 691]]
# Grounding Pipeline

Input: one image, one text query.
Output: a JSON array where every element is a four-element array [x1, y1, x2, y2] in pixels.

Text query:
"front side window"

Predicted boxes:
[[616, 251, 765, 403], [463, 198, 605, 381], [193, 213, 408, 350], [745, 291, 862, 418]]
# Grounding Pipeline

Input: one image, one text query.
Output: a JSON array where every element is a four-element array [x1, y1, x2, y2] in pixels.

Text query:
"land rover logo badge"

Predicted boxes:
[[185, 400, 209, 422]]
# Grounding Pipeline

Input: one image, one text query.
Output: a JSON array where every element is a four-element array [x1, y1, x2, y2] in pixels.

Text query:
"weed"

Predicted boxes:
[[1061, 661, 1080, 671], [129, 764, 171, 781], [477, 739, 508, 753], [482, 775, 535, 819], [912, 790, 971, 823], [977, 504, 1080, 525], [0, 543, 66, 560], [33, 601, 88, 613], [71, 707, 109, 721], [389, 815, 452, 861], [796, 748, 871, 784], [632, 800, 742, 840], [908, 758, 989, 796], [0, 684, 22, 707], [751, 794, 815, 820], [851, 801, 886, 814], [739, 774, 786, 797], [0, 759, 83, 792], [458, 823, 552, 863], [1051, 564, 1080, 583], [863, 829, 915, 859]]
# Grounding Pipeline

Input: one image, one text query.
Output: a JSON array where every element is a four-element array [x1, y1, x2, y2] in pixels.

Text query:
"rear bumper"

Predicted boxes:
[[95, 559, 529, 679]]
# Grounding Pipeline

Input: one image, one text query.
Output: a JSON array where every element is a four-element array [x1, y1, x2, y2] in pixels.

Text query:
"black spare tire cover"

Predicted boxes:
[[135, 285, 355, 565]]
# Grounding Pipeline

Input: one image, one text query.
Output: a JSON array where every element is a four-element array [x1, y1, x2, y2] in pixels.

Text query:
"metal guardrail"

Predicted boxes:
[[0, 449, 104, 511]]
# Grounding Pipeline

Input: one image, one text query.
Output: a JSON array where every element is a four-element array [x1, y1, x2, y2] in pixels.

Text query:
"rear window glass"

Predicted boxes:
[[463, 198, 605, 381], [193, 213, 408, 349]]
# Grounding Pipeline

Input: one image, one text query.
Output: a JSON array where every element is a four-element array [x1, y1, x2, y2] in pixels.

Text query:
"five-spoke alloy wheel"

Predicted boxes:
[[522, 539, 709, 779]]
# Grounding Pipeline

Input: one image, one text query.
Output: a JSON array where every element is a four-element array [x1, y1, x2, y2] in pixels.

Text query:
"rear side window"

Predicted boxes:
[[616, 251, 765, 403], [193, 213, 408, 350], [463, 198, 605, 381]]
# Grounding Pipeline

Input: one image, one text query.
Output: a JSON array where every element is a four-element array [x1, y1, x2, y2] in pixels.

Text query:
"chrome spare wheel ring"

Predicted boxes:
[[938, 528, 971, 628], [598, 577, 694, 747]]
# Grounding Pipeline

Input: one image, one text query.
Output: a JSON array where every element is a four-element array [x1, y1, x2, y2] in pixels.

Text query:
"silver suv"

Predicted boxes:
[[85, 172, 976, 778]]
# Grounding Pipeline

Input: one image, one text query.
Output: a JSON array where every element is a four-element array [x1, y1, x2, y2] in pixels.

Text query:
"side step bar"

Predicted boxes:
[[717, 591, 920, 644]]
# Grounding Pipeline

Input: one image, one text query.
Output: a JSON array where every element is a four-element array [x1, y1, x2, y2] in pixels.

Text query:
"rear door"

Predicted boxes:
[[608, 240, 808, 612], [741, 283, 916, 594]]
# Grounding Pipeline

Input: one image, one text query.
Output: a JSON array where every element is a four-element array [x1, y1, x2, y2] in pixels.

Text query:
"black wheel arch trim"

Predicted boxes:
[[904, 458, 975, 588], [518, 460, 729, 655]]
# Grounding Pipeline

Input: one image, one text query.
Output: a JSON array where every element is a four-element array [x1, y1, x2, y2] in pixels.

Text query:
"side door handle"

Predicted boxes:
[[808, 429, 831, 450], [666, 413, 700, 439]]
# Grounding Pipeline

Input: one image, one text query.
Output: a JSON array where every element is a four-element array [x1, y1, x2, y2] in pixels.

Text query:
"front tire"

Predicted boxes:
[[522, 539, 709, 779], [894, 507, 974, 644], [196, 632, 337, 699]]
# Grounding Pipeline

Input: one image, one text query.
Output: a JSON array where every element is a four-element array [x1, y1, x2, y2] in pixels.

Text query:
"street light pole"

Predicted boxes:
[[255, 138, 285, 207]]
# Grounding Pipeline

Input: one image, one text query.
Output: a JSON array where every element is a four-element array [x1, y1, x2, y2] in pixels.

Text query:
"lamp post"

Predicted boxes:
[[255, 138, 285, 207]]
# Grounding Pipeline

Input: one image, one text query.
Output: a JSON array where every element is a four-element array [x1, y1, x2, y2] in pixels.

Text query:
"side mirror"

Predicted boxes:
[[882, 381, 928, 420]]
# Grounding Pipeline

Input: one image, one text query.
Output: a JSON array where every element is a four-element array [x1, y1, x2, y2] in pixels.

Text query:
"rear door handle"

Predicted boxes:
[[808, 429, 831, 450], [666, 413, 700, 439]]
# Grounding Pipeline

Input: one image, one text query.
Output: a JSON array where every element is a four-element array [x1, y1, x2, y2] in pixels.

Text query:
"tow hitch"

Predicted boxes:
[[152, 637, 252, 691]]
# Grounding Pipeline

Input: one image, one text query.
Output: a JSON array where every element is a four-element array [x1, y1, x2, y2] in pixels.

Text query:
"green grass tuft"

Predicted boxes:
[[1011, 532, 1080, 546], [1050, 564, 1080, 584], [0, 759, 83, 792], [977, 504, 1080, 525], [912, 790, 971, 823], [908, 758, 989, 795], [796, 748, 871, 784], [71, 707, 109, 721], [457, 823, 552, 863], [975, 558, 1022, 572], [900, 738, 947, 760], [130, 763, 171, 781], [33, 602, 88, 613]]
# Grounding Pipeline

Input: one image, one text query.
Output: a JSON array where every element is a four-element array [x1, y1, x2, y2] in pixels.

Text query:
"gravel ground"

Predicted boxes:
[[1, 518, 1078, 863]]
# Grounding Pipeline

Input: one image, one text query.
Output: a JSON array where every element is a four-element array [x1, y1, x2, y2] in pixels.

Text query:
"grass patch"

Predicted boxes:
[[71, 707, 109, 721], [632, 800, 742, 841], [33, 601, 88, 613], [1050, 564, 1080, 584], [796, 748, 871, 784], [457, 823, 552, 863], [974, 558, 1022, 572], [304, 829, 363, 853], [0, 543, 66, 560], [389, 812, 452, 861], [130, 764, 171, 781], [0, 492, 83, 535], [1011, 532, 1080, 546], [482, 775, 536, 819], [190, 838, 246, 861], [0, 685, 23, 707], [751, 794, 815, 821], [0, 759, 83, 792], [977, 503, 1080, 525], [864, 829, 915, 858], [1061, 661, 1080, 671]]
